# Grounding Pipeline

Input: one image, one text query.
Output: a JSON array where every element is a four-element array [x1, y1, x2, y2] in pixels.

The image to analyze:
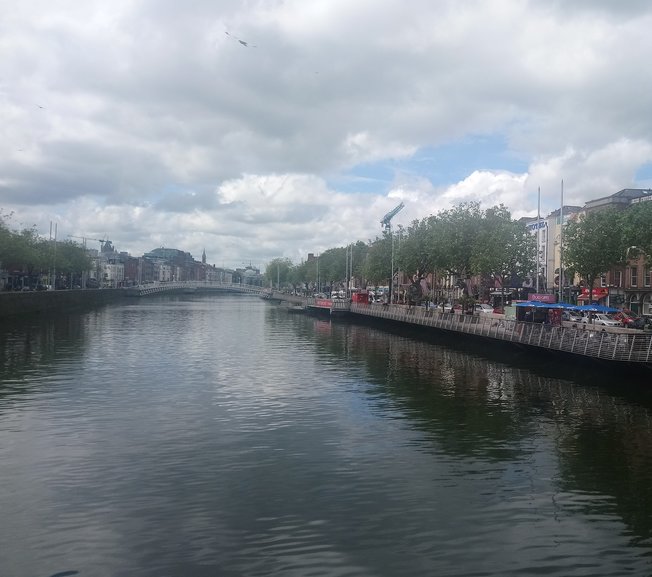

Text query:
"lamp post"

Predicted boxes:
[[380, 202, 405, 304], [391, 234, 395, 303], [559, 180, 564, 303], [536, 187, 541, 293], [346, 243, 353, 299]]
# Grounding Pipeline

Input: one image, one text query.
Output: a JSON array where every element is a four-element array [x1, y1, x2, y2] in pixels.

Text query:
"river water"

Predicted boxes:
[[2, 295, 652, 577]]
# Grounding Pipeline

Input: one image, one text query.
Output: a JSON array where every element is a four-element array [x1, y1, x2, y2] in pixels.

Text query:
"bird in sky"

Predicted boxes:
[[225, 31, 256, 48]]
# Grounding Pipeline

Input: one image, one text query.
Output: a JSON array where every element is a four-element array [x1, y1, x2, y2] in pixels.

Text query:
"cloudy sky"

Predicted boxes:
[[2, 0, 652, 270]]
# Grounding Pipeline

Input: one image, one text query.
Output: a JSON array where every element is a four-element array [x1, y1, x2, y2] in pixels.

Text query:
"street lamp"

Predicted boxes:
[[380, 202, 405, 303], [626, 246, 643, 260], [345, 244, 353, 299]]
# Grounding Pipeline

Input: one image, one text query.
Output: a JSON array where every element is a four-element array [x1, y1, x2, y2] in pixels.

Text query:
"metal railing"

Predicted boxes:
[[350, 304, 652, 365]]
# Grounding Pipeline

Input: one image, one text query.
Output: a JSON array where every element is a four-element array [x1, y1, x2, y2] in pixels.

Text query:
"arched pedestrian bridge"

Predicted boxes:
[[125, 281, 266, 297]]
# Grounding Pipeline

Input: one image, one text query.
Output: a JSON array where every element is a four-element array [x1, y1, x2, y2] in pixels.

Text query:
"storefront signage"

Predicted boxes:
[[578, 287, 609, 300], [530, 293, 556, 303]]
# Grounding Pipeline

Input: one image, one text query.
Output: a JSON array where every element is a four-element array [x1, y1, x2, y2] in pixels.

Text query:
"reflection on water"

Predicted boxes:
[[1, 295, 652, 576]]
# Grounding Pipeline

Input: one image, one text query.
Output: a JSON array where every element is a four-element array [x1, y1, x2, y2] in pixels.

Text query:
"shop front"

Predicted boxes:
[[577, 287, 609, 304]]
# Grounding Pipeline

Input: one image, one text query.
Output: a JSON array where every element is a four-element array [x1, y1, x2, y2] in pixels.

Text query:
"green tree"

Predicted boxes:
[[286, 263, 303, 293], [315, 247, 345, 288], [16, 226, 48, 277], [471, 206, 535, 307], [55, 240, 94, 277], [300, 257, 319, 293], [264, 257, 294, 289], [620, 201, 652, 262], [1, 212, 92, 288], [437, 202, 484, 281], [0, 211, 16, 267], [563, 210, 623, 303], [432, 203, 484, 309], [363, 235, 392, 286], [397, 218, 437, 278]]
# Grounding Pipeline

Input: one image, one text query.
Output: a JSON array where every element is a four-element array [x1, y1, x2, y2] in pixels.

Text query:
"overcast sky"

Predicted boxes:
[[2, 0, 652, 270]]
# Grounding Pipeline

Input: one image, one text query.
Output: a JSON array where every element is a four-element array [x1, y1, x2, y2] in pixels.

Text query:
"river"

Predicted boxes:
[[2, 295, 652, 576]]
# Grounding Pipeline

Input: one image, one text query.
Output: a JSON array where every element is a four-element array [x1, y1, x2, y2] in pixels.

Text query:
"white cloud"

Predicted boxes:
[[526, 139, 652, 210], [342, 132, 416, 167], [439, 171, 529, 216], [2, 0, 652, 270]]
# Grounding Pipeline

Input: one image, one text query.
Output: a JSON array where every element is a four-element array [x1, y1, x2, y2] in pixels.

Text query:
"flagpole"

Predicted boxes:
[[559, 179, 564, 303], [536, 186, 540, 293]]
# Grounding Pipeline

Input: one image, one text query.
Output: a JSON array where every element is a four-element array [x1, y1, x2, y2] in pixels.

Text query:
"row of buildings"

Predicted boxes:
[[521, 188, 652, 316], [89, 242, 264, 289]]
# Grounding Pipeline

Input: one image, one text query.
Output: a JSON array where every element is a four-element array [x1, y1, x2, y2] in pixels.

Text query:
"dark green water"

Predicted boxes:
[[2, 295, 652, 577]]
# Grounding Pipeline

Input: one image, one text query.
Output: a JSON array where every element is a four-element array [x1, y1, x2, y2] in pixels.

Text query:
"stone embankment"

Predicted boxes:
[[0, 289, 127, 319], [267, 292, 652, 369]]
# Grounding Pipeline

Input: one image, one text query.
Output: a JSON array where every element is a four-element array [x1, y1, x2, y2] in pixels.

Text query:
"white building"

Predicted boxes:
[[525, 218, 548, 291], [102, 262, 124, 288], [156, 263, 173, 282]]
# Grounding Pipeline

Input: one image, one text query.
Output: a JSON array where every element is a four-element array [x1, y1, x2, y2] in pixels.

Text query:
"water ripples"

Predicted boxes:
[[2, 297, 652, 576]]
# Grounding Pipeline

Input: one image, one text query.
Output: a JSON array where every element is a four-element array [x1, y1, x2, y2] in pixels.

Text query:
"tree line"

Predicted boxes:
[[266, 201, 652, 302], [3, 199, 649, 296], [1, 211, 92, 289]]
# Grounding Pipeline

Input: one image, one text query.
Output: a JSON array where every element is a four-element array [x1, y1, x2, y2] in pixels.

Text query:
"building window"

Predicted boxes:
[[630, 267, 638, 287], [645, 269, 651, 288], [614, 270, 622, 288], [600, 274, 607, 287]]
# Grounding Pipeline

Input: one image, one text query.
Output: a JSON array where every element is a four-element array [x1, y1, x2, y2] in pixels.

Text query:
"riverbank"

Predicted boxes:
[[0, 289, 128, 319], [266, 292, 652, 371]]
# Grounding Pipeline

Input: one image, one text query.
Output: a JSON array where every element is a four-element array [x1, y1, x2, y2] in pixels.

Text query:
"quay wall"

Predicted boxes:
[[268, 292, 652, 369], [349, 302, 652, 367], [1, 282, 265, 319], [0, 289, 127, 319]]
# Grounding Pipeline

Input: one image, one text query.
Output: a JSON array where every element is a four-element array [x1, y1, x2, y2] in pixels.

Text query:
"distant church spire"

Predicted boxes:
[[202, 248, 206, 264]]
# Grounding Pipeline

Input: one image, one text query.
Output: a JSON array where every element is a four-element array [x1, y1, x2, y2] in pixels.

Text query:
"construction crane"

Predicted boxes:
[[380, 201, 405, 304], [380, 202, 405, 233], [68, 235, 111, 251]]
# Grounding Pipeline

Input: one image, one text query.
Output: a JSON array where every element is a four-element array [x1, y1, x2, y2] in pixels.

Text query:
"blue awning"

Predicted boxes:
[[575, 304, 619, 313], [516, 301, 578, 309]]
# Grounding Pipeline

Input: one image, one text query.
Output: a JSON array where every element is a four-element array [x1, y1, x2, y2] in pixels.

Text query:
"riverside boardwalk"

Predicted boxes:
[[270, 292, 652, 369]]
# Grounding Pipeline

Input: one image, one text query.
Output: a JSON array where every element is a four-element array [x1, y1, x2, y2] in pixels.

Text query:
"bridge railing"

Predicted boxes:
[[128, 280, 265, 296]]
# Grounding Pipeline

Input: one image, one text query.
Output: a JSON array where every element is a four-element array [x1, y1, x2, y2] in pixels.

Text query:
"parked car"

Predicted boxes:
[[612, 311, 638, 327], [581, 313, 621, 327], [474, 303, 495, 314], [562, 311, 583, 322], [630, 316, 652, 330]]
